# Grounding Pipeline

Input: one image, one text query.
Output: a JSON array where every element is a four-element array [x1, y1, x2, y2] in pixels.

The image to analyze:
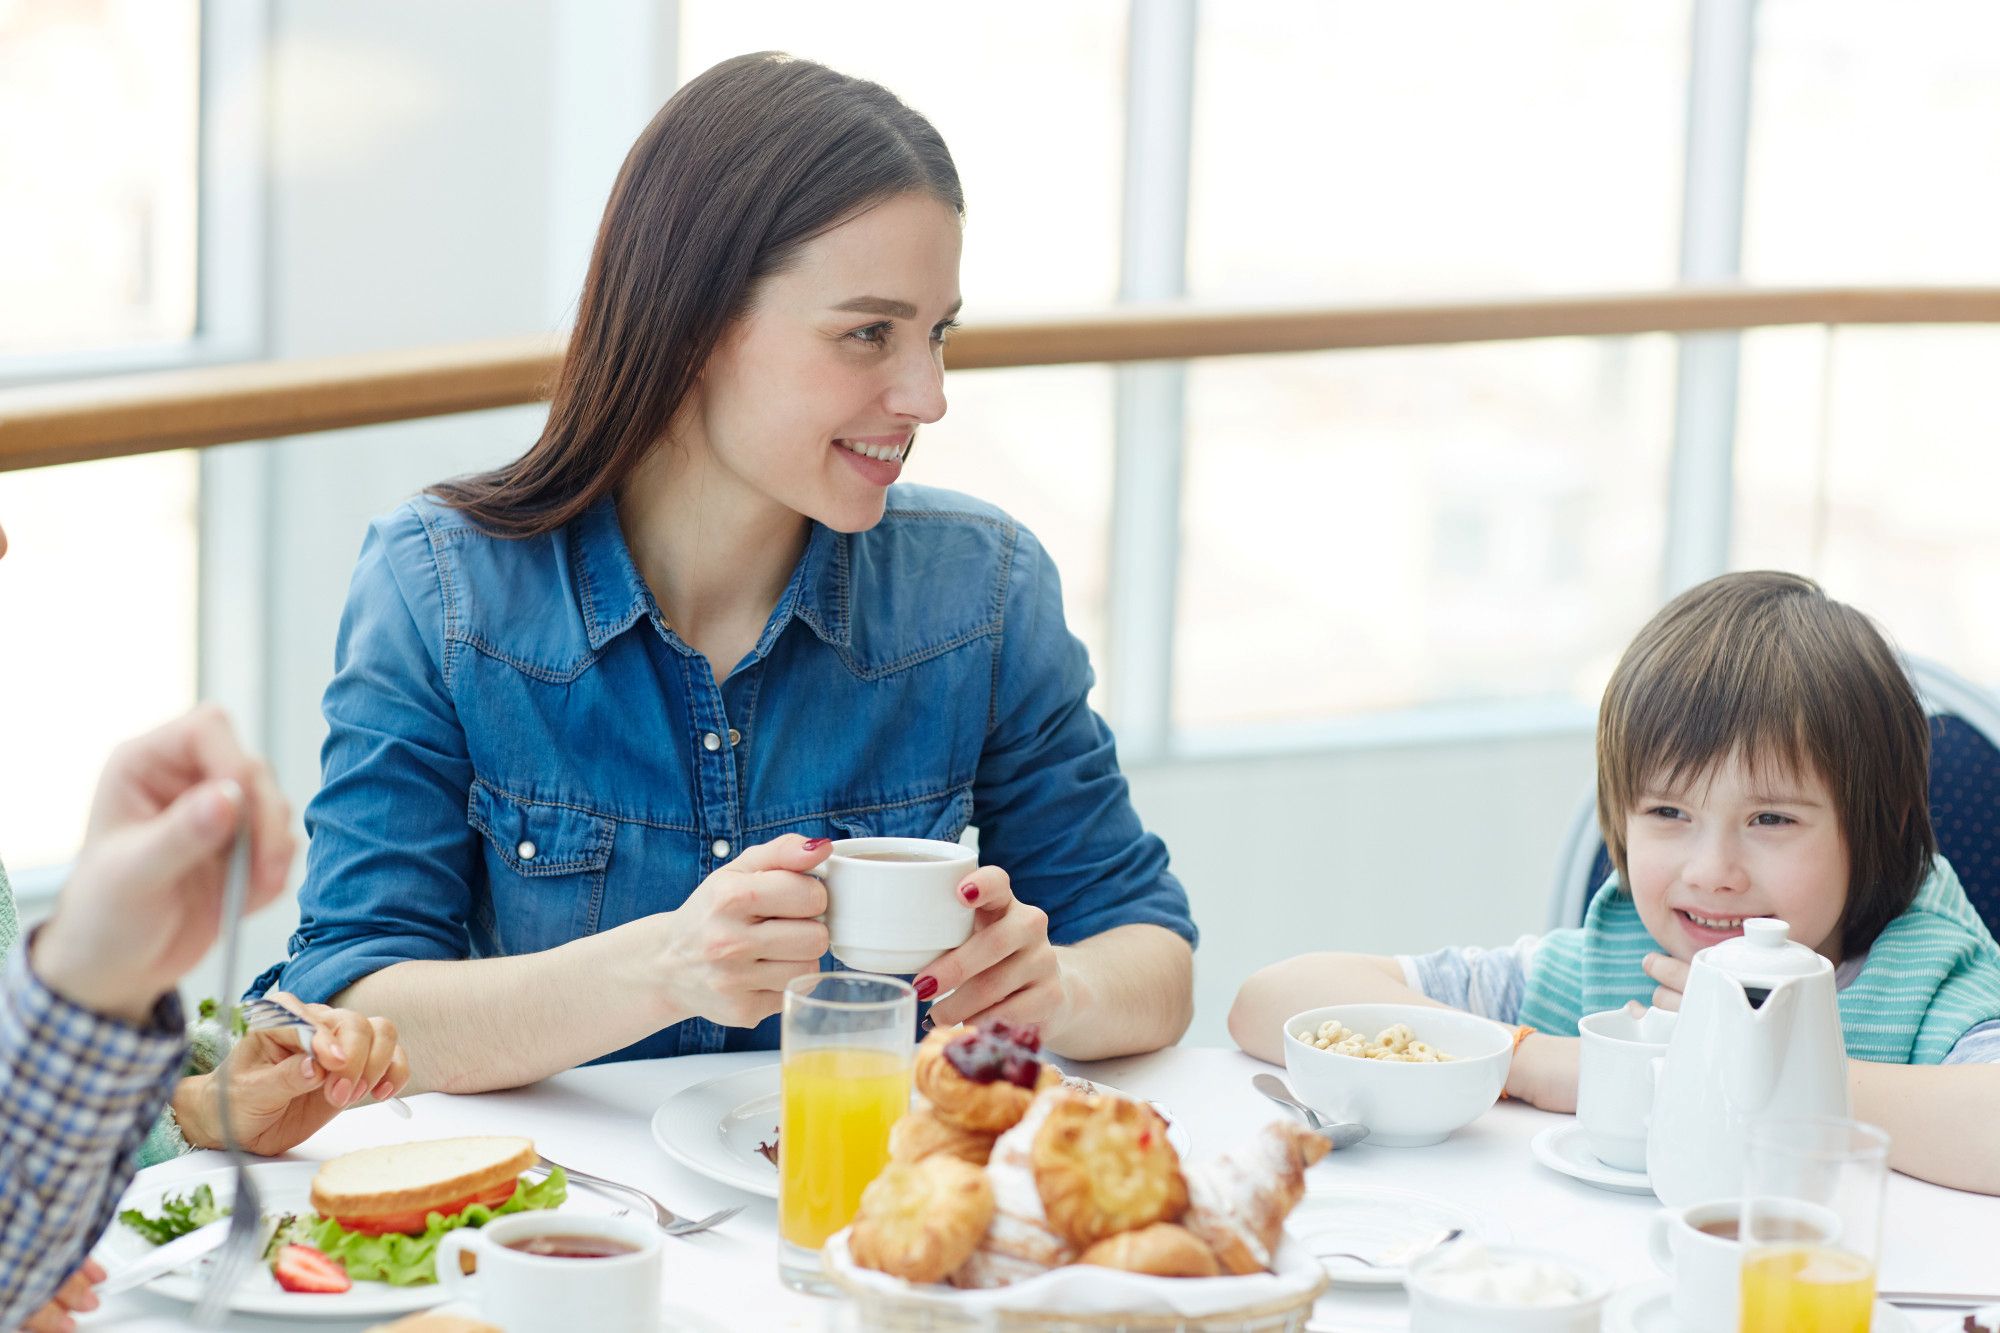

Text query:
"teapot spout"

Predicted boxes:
[[1722, 980, 1799, 1115]]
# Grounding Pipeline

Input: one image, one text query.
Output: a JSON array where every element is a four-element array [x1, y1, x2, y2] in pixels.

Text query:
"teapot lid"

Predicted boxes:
[[1694, 918, 1830, 983]]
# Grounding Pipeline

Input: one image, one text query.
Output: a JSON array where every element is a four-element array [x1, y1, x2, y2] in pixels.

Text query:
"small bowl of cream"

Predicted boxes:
[[1405, 1242, 1611, 1332]]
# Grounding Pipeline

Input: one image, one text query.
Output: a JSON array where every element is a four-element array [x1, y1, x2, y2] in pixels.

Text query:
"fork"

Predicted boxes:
[[1315, 1225, 1463, 1269], [239, 997, 413, 1118], [537, 1154, 742, 1236], [191, 829, 260, 1326]]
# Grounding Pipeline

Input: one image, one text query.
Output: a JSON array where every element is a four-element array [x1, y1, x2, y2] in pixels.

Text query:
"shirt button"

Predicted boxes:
[[702, 732, 722, 752], [712, 839, 731, 859], [517, 840, 537, 861], [727, 728, 741, 746]]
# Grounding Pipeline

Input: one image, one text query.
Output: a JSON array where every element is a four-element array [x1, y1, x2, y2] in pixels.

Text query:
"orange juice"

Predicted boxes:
[[1741, 1244, 1876, 1333], [778, 1046, 912, 1249]]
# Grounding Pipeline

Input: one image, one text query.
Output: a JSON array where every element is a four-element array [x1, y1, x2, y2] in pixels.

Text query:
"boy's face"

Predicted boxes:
[[1623, 747, 1849, 964]]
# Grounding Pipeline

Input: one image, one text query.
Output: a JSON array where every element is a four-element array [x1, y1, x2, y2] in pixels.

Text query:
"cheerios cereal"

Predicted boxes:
[[1294, 1019, 1453, 1063]]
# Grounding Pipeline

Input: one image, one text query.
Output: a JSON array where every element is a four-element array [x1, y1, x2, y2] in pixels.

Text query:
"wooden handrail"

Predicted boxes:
[[5, 285, 2000, 472]]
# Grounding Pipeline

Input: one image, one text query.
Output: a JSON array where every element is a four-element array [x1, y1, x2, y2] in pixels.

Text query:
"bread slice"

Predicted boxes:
[[311, 1136, 536, 1223]]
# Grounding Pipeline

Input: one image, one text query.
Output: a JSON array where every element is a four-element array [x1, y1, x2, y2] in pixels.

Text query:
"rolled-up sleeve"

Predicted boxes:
[[970, 526, 1196, 949], [254, 508, 480, 1004]]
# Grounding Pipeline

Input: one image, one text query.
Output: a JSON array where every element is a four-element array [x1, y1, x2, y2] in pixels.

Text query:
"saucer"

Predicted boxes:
[[1530, 1122, 1654, 1196], [1603, 1279, 1914, 1332]]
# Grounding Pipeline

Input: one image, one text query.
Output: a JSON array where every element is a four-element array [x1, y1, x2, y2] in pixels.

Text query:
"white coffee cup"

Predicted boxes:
[[1576, 1003, 1676, 1171], [436, 1212, 662, 1333], [1648, 1196, 1838, 1333], [809, 836, 978, 974]]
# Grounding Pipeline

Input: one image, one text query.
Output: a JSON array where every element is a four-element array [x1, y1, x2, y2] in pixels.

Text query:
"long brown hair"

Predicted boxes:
[[1596, 570, 1936, 957], [431, 53, 963, 536]]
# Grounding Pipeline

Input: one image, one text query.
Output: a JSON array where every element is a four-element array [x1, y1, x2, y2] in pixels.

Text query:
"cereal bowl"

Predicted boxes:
[[1281, 1004, 1513, 1147]]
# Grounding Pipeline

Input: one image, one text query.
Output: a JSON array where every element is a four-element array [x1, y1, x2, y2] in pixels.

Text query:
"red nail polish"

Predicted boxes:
[[960, 883, 980, 903], [802, 837, 828, 851], [914, 975, 939, 1001]]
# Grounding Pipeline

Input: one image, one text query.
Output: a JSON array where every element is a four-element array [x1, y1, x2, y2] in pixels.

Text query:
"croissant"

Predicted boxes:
[[849, 1155, 995, 1285], [949, 1088, 1076, 1288], [889, 1098, 999, 1167], [1031, 1088, 1187, 1248], [1076, 1223, 1221, 1278], [1181, 1119, 1329, 1275], [915, 1023, 1062, 1134]]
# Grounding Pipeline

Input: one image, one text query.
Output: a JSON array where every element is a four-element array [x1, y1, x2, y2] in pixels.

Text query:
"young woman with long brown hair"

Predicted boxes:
[[256, 54, 1197, 1092]]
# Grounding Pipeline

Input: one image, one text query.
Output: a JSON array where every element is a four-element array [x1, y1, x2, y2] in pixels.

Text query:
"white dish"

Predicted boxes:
[[651, 1063, 1189, 1201], [96, 1160, 613, 1319], [1602, 1278, 1913, 1331], [1282, 1003, 1514, 1147], [1531, 1122, 1655, 1196], [1289, 1184, 1505, 1289]]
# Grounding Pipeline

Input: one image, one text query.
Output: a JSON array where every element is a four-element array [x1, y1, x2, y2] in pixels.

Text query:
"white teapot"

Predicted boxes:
[[1645, 918, 1849, 1207]]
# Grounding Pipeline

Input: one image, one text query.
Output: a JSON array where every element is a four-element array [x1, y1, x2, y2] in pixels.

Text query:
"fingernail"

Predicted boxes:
[[373, 1077, 394, 1099], [920, 1015, 935, 1032], [802, 837, 828, 851], [913, 975, 939, 1001], [330, 1077, 353, 1104], [960, 883, 979, 903], [301, 1056, 319, 1080]]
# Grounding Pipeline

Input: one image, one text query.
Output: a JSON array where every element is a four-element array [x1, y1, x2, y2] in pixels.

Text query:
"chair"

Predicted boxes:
[[1545, 656, 2000, 937]]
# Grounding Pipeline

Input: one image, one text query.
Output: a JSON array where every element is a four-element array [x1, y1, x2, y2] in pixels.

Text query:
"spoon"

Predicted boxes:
[[1252, 1072, 1370, 1148]]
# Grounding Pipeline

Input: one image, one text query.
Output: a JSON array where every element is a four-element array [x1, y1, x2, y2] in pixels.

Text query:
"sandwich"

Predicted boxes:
[[296, 1136, 567, 1286]]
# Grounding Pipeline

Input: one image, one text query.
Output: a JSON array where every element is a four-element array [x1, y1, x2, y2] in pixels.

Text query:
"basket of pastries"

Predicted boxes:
[[824, 1022, 1335, 1332]]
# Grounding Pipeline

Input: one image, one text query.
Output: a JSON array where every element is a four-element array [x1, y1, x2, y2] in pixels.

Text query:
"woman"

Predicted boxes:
[[259, 53, 1197, 1093]]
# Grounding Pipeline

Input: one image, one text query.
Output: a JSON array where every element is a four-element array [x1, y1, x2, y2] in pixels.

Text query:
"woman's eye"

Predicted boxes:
[[931, 319, 960, 345], [848, 322, 891, 345]]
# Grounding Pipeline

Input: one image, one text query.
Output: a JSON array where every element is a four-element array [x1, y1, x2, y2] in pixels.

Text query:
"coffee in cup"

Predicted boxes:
[[1648, 1197, 1837, 1333], [437, 1212, 661, 1333], [809, 836, 978, 974]]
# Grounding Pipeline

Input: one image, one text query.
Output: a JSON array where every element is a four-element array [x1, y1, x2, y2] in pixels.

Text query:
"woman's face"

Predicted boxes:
[[686, 191, 963, 533]]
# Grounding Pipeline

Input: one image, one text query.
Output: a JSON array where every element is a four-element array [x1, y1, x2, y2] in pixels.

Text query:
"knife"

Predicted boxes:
[[98, 1218, 236, 1297]]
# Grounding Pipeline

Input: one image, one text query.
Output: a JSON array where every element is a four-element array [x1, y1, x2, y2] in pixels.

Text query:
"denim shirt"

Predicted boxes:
[[255, 485, 1195, 1061]]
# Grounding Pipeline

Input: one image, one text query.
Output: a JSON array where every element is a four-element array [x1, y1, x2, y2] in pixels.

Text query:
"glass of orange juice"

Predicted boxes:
[[776, 971, 916, 1295], [1739, 1116, 1890, 1333]]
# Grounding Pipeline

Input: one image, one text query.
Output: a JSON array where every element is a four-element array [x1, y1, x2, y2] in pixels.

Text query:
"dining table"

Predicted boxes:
[[82, 1045, 1999, 1332]]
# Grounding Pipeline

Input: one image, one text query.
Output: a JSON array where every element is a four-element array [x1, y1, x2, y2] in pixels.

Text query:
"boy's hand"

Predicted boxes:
[[1504, 1033, 1579, 1112], [1641, 952, 1693, 1011]]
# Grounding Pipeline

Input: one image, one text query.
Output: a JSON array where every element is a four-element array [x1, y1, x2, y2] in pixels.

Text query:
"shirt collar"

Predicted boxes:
[[568, 494, 850, 654]]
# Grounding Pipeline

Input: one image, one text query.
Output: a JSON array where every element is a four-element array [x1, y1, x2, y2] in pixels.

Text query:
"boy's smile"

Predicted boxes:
[[1623, 747, 1850, 965]]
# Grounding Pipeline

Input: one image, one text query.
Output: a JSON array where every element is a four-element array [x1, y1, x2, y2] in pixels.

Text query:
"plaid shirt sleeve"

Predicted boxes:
[[0, 938, 185, 1328]]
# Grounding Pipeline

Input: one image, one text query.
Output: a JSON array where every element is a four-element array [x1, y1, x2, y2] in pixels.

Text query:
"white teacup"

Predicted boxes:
[[1576, 1003, 1676, 1172], [1648, 1196, 1838, 1333], [810, 836, 978, 974], [436, 1212, 662, 1333]]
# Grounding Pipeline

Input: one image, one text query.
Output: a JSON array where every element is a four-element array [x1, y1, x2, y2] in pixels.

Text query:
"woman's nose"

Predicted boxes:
[[884, 344, 947, 424]]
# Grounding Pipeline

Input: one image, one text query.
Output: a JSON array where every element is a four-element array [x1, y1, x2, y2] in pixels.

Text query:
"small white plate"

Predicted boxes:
[[97, 1161, 614, 1319], [1531, 1122, 1655, 1196], [1603, 1278, 1914, 1331], [1288, 1184, 1505, 1289], [649, 1064, 1192, 1200]]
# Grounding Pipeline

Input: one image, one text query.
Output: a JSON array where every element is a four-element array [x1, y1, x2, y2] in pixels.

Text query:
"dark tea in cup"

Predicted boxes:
[[503, 1234, 641, 1259]]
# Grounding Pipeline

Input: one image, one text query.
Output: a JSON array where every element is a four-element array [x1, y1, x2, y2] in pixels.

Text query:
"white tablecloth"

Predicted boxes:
[[81, 1047, 1997, 1332]]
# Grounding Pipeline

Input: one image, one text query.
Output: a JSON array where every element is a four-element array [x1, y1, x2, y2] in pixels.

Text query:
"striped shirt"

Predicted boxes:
[[0, 938, 185, 1327], [1399, 937, 2000, 1064]]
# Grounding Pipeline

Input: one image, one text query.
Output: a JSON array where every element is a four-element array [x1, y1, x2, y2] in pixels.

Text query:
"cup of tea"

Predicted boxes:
[[810, 836, 978, 974], [1576, 1003, 1675, 1171], [436, 1212, 661, 1333], [1649, 1196, 1837, 1333]]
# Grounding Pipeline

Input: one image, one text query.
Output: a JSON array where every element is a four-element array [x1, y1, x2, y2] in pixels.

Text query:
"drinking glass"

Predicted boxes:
[[777, 972, 916, 1295], [1738, 1116, 1890, 1333]]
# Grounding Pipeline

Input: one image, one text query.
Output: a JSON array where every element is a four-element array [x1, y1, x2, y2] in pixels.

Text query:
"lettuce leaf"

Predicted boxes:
[[120, 1182, 230, 1245], [301, 1167, 568, 1286]]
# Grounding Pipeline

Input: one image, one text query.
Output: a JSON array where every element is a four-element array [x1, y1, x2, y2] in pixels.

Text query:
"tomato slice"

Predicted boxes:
[[332, 1179, 518, 1235]]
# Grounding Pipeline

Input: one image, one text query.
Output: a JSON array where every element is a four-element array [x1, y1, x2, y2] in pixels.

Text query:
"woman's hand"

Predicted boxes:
[[914, 866, 1072, 1037], [654, 835, 832, 1029], [1640, 952, 1693, 1012], [172, 992, 409, 1156], [19, 1259, 103, 1333]]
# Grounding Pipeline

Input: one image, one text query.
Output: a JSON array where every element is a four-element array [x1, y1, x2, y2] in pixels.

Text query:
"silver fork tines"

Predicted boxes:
[[238, 998, 412, 1119], [537, 1154, 741, 1237], [191, 828, 258, 1326]]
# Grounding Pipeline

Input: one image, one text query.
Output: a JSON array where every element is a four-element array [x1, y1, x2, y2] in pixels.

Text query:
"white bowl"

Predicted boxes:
[[1281, 1003, 1513, 1147], [1404, 1244, 1611, 1333]]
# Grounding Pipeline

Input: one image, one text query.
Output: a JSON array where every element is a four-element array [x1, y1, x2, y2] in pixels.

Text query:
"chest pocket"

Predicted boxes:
[[467, 779, 617, 948], [827, 783, 975, 845]]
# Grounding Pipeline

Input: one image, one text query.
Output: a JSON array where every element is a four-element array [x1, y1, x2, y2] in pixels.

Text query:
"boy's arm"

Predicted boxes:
[[1850, 1060, 2000, 1195], [1227, 952, 1442, 1063]]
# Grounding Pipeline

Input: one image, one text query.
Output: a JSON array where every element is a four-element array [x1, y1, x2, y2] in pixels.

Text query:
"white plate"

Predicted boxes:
[[434, 1298, 735, 1331], [649, 1063, 1191, 1201], [1531, 1122, 1655, 1196], [1288, 1184, 1506, 1289], [1603, 1278, 1914, 1331], [97, 1160, 617, 1319]]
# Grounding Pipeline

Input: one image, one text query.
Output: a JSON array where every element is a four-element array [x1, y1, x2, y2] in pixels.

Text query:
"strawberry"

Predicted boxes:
[[273, 1244, 351, 1294]]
